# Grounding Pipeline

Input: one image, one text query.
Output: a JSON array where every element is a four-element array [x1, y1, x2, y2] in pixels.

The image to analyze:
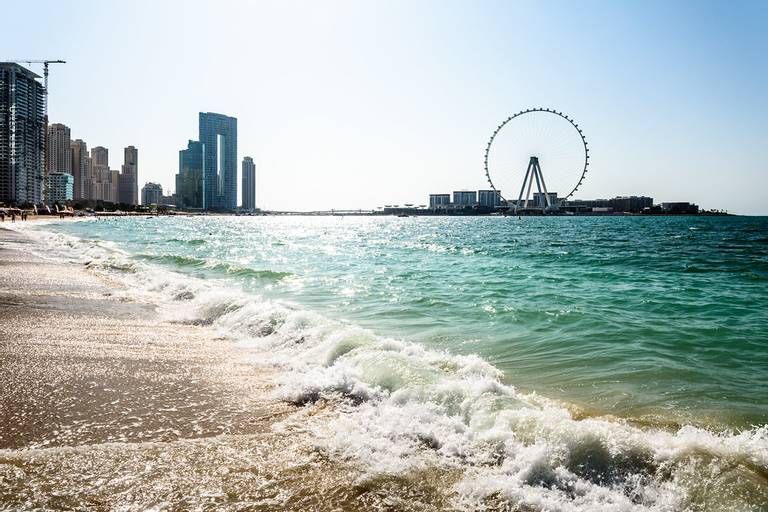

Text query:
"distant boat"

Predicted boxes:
[[397, 213, 410, 218]]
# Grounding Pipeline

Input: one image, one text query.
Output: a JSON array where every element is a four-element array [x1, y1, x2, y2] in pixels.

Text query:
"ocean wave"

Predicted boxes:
[[23, 225, 768, 511], [188, 282, 768, 510], [134, 253, 293, 281], [166, 237, 207, 246]]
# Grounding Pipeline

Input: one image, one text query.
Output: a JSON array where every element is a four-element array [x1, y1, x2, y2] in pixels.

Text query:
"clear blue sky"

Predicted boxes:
[[4, 0, 767, 213]]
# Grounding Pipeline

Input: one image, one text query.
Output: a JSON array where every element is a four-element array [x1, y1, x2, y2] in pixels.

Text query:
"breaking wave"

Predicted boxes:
[[135, 253, 293, 281]]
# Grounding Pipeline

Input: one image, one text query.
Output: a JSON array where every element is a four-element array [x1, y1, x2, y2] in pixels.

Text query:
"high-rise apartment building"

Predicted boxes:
[[110, 169, 120, 203], [89, 146, 109, 201], [241, 156, 255, 210], [70, 139, 90, 200], [0, 63, 45, 204], [199, 112, 237, 210], [91, 146, 108, 167], [119, 145, 138, 205], [141, 182, 162, 206], [176, 140, 203, 209], [47, 123, 71, 175]]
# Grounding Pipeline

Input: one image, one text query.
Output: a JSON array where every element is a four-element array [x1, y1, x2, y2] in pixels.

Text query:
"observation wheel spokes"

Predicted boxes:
[[483, 108, 589, 214]]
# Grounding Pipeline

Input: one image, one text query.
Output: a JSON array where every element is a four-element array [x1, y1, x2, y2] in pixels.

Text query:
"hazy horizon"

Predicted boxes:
[[4, 0, 767, 214]]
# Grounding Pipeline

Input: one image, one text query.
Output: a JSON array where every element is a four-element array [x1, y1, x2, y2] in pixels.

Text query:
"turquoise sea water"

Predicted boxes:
[[47, 215, 768, 429]]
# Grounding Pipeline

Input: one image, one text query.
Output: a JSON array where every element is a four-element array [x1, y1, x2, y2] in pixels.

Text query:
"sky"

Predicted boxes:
[[3, 0, 767, 214]]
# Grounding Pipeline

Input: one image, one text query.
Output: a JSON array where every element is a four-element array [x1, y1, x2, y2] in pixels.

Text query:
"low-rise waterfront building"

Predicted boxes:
[[478, 189, 502, 208], [159, 193, 178, 207], [453, 190, 477, 206], [532, 192, 558, 208], [429, 194, 451, 208], [661, 202, 699, 214], [611, 196, 653, 213], [560, 198, 612, 212], [47, 172, 74, 202]]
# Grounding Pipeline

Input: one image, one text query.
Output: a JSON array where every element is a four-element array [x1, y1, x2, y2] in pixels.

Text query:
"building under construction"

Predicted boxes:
[[0, 62, 45, 205]]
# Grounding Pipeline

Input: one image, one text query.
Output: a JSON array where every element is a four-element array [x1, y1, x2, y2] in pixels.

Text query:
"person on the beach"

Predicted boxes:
[[11, 213, 16, 223]]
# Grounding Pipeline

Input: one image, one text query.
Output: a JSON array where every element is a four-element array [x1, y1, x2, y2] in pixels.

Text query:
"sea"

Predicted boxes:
[[28, 215, 768, 510]]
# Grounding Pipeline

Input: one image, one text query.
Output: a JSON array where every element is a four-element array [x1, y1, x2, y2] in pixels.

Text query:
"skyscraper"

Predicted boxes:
[[176, 139, 203, 209], [110, 169, 120, 203], [241, 156, 255, 210], [119, 145, 138, 205], [141, 182, 162, 206], [91, 146, 108, 167], [90, 146, 109, 201], [199, 112, 237, 210], [70, 139, 90, 200], [0, 63, 45, 205], [47, 123, 71, 175]]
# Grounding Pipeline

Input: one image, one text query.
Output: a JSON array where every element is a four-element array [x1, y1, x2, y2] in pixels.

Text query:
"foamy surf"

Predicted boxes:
[[18, 223, 768, 511]]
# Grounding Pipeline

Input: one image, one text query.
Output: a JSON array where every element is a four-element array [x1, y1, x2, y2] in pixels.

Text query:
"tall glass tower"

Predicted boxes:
[[199, 112, 237, 210], [241, 156, 255, 210], [0, 63, 45, 205], [176, 140, 203, 209]]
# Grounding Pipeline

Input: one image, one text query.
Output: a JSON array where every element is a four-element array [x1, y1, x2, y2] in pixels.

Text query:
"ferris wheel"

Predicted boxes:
[[484, 108, 589, 213]]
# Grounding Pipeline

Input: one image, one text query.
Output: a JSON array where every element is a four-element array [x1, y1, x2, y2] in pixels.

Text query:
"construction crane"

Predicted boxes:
[[6, 59, 65, 202]]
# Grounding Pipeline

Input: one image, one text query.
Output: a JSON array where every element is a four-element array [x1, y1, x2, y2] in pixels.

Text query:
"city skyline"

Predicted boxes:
[[42, 127, 140, 205], [3, 1, 767, 214]]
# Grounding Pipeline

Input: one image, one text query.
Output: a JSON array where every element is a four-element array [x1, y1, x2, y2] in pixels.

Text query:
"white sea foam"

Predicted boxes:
[[23, 224, 768, 511]]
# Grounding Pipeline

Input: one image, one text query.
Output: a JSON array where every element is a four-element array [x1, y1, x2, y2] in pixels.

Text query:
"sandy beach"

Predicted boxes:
[[0, 227, 456, 510]]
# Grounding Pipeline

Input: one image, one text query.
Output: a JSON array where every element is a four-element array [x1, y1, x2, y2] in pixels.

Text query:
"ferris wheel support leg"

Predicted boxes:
[[523, 163, 535, 209], [515, 161, 533, 213], [535, 160, 553, 211], [533, 162, 544, 199], [532, 163, 550, 212]]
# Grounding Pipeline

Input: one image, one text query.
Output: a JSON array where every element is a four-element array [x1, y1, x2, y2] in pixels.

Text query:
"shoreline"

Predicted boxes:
[[0, 226, 281, 451], [2, 224, 766, 511], [0, 226, 457, 510]]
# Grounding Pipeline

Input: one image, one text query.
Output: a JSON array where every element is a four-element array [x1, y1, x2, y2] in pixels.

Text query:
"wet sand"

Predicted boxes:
[[0, 227, 457, 510]]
